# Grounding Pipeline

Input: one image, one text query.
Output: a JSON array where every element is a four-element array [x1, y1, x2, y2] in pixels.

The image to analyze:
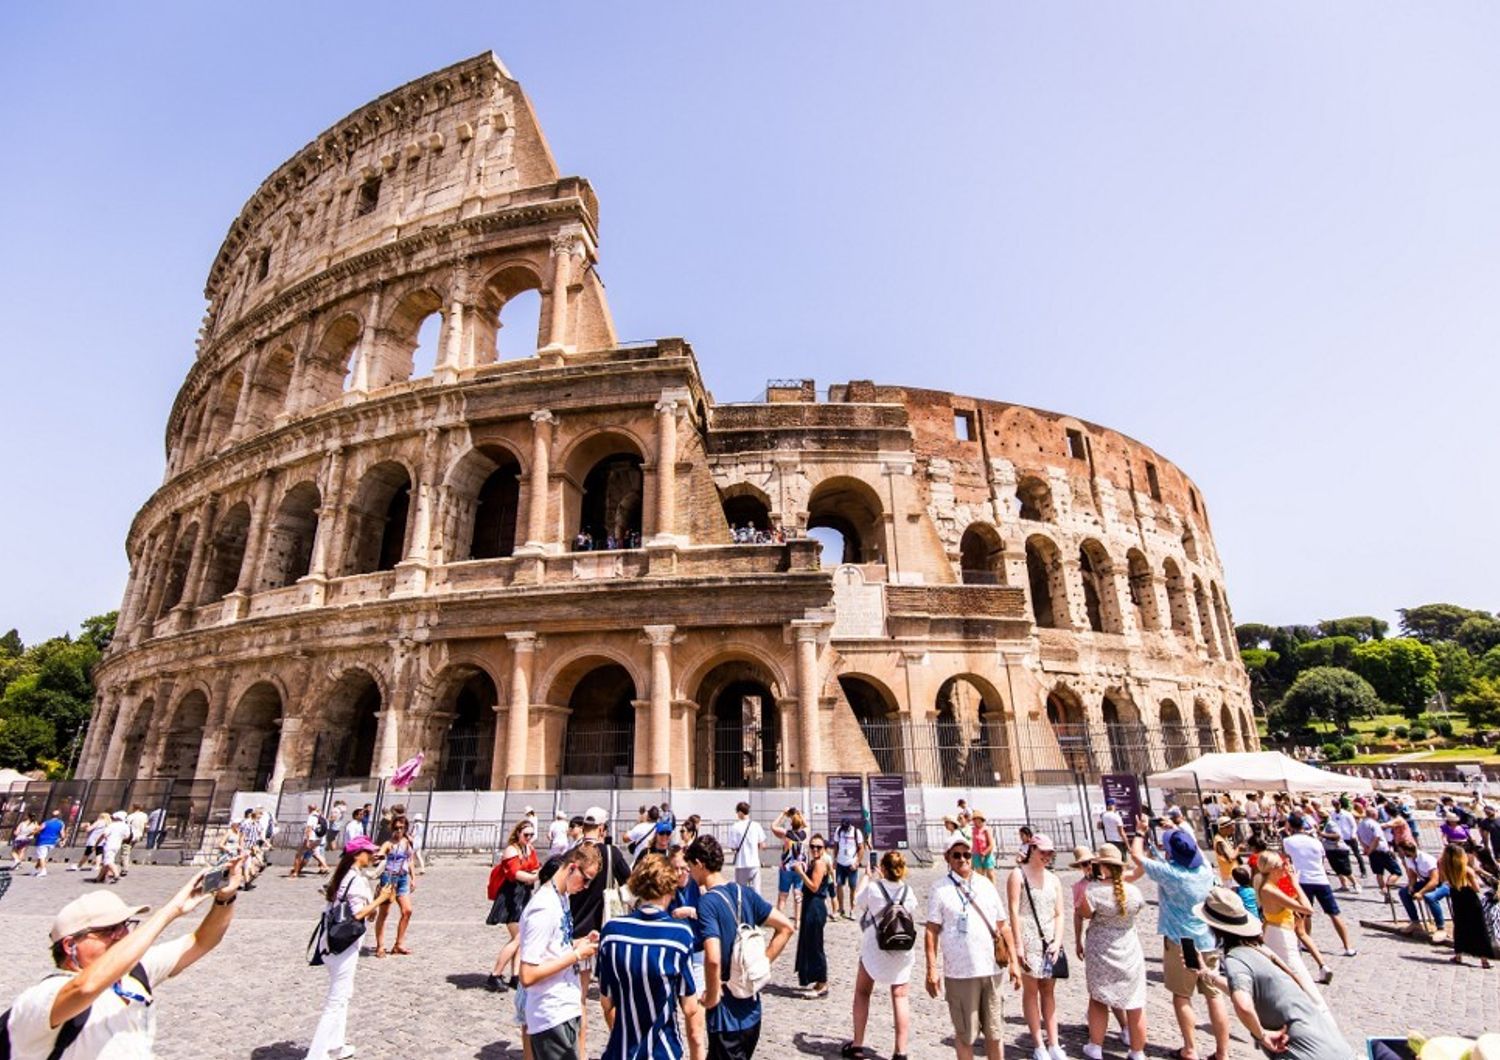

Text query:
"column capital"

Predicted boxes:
[[654, 397, 681, 416], [550, 224, 589, 258], [530, 408, 556, 425], [507, 631, 540, 652], [642, 624, 677, 647]]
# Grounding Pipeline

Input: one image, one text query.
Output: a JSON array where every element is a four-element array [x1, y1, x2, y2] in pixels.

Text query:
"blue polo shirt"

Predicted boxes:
[[597, 906, 696, 1060], [668, 877, 704, 952], [36, 818, 64, 847], [699, 882, 772, 1033]]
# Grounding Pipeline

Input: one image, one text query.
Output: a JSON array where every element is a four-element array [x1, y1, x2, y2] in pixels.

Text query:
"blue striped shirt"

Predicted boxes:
[[597, 906, 697, 1060]]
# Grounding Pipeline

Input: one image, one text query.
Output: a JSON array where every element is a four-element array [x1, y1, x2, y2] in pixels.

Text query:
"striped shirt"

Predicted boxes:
[[597, 905, 696, 1060]]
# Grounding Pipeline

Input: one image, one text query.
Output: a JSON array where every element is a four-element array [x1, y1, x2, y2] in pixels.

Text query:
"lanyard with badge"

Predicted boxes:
[[949, 872, 974, 934]]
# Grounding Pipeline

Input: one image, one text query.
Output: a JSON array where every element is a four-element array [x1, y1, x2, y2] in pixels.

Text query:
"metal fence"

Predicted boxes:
[[0, 778, 216, 851]]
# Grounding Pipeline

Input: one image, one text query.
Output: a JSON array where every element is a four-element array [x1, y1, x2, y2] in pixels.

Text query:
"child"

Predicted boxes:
[[1231, 864, 1261, 919]]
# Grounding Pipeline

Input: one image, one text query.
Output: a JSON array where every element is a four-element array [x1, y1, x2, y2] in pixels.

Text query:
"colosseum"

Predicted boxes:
[[83, 53, 1254, 833]]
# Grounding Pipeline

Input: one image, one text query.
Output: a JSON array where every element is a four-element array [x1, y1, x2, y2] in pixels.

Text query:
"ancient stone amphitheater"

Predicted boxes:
[[83, 53, 1254, 816]]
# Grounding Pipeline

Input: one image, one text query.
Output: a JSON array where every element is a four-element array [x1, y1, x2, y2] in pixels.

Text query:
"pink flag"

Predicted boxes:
[[391, 751, 425, 790]]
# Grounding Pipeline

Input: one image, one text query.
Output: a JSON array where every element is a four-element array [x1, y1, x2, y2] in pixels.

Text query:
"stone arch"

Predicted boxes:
[[1238, 707, 1255, 752], [721, 483, 773, 536], [1182, 526, 1200, 562], [1101, 689, 1148, 773], [959, 523, 1005, 585], [838, 673, 903, 775], [259, 481, 320, 590], [935, 674, 1012, 785], [1125, 548, 1160, 631], [1194, 697, 1219, 754], [696, 657, 785, 787], [1211, 583, 1234, 657], [250, 344, 296, 429], [343, 460, 413, 575], [562, 430, 647, 548], [1078, 539, 1123, 634], [446, 443, 524, 561], [675, 641, 791, 710], [432, 664, 499, 790], [377, 286, 446, 385], [203, 369, 244, 454], [158, 522, 200, 614], [161, 689, 210, 778], [1162, 558, 1194, 637], [807, 476, 885, 565], [478, 262, 547, 363], [117, 697, 154, 780], [198, 501, 252, 603], [1045, 683, 1091, 773], [222, 682, 283, 792], [1192, 576, 1220, 658], [304, 313, 363, 408], [1159, 698, 1192, 766], [1025, 534, 1068, 630], [1015, 474, 1054, 521], [310, 668, 383, 779], [556, 659, 639, 777]]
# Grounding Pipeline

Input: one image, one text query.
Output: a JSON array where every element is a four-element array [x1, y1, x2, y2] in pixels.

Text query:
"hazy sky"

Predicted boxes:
[[3, 4, 1497, 644]]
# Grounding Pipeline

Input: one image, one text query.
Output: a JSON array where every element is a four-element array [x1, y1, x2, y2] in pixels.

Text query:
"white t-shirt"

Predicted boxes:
[[103, 820, 131, 854], [625, 820, 655, 854], [519, 883, 581, 1035], [1409, 849, 1438, 879], [1282, 833, 1330, 886], [1100, 811, 1125, 844], [304, 813, 320, 842], [834, 826, 862, 867], [856, 878, 919, 985], [926, 871, 1007, 980], [728, 819, 765, 868], [548, 819, 570, 856], [126, 812, 148, 843], [6, 935, 192, 1059]]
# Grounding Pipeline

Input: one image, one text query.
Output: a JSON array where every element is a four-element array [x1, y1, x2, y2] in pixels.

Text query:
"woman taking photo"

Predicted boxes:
[[1078, 845, 1146, 1060], [487, 819, 541, 991], [1251, 852, 1326, 1007], [306, 835, 395, 1060], [1008, 833, 1067, 1060], [374, 814, 417, 957], [772, 808, 809, 925], [843, 850, 917, 1060], [1441, 844, 1495, 968], [793, 833, 834, 998]]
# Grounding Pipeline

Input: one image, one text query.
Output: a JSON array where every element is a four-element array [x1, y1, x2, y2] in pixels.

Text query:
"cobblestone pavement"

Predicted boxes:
[[0, 857, 1491, 1058]]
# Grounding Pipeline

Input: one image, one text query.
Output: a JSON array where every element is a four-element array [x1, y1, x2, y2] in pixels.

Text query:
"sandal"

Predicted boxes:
[[393, 945, 412, 955], [374, 948, 387, 958], [840, 1045, 869, 1059]]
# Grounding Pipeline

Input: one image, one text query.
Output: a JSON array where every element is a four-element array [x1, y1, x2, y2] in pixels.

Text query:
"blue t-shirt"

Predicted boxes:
[[36, 818, 64, 847], [1142, 857, 1216, 952], [668, 877, 704, 952], [699, 882, 773, 1033], [597, 906, 696, 1060]]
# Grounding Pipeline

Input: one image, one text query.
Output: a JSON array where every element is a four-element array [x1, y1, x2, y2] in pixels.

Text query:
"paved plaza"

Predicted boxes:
[[0, 856, 1490, 1058]]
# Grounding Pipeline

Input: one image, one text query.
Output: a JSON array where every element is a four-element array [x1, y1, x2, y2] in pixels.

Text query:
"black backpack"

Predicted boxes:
[[315, 815, 330, 839], [0, 962, 151, 1060], [871, 881, 917, 951]]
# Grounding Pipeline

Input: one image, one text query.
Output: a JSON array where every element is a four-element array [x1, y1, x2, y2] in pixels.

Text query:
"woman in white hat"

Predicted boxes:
[[1077, 844, 1146, 1060], [1193, 887, 1356, 1060], [1007, 833, 1067, 1060]]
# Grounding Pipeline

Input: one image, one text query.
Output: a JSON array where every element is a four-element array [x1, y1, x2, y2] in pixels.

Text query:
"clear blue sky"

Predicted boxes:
[[3, 4, 1497, 644]]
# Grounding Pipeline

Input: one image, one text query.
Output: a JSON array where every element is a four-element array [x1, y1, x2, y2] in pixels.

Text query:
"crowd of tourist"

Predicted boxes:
[[571, 528, 644, 552]]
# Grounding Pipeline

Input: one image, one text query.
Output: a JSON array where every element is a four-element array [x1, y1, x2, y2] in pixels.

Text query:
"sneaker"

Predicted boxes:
[[1048, 1046, 1069, 1060], [1082, 1046, 1104, 1060], [1316, 965, 1333, 985], [1033, 1049, 1050, 1060], [485, 974, 506, 992], [1343, 948, 1358, 957], [35, 870, 47, 877], [331, 1047, 357, 1060], [66, 865, 79, 872]]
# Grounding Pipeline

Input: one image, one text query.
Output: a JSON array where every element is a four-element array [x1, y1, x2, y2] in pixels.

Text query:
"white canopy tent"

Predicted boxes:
[[1148, 751, 1374, 794]]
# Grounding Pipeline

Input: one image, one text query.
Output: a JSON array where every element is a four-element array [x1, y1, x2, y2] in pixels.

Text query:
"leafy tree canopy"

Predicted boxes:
[[1277, 666, 1382, 734], [0, 611, 114, 773], [1317, 616, 1388, 642], [1399, 603, 1492, 644], [1236, 624, 1279, 651], [1477, 646, 1500, 681], [1454, 676, 1500, 731], [1350, 637, 1439, 715], [1296, 636, 1358, 671], [1432, 640, 1477, 700], [1455, 615, 1500, 657]]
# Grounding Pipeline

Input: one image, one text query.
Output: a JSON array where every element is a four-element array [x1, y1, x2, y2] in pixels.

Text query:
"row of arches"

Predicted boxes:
[[1013, 474, 1206, 562]]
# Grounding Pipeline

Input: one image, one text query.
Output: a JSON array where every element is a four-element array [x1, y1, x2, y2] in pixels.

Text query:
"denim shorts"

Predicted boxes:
[[381, 872, 412, 897], [835, 863, 858, 887], [778, 867, 798, 894], [1301, 881, 1339, 915]]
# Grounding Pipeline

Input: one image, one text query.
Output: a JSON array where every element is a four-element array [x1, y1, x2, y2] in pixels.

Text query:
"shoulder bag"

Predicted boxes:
[[956, 875, 1012, 967], [1022, 874, 1068, 979]]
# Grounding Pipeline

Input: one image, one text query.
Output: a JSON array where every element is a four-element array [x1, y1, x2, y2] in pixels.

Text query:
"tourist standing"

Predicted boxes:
[[970, 812, 996, 883], [1212, 820, 1240, 883], [1078, 845, 1146, 1060], [688, 834, 795, 1060], [844, 850, 918, 1060], [1007, 834, 1066, 1060], [290, 804, 321, 877], [772, 809, 809, 925], [31, 810, 65, 876], [94, 812, 130, 885], [374, 815, 417, 956], [548, 810, 570, 858], [1251, 852, 1327, 1005], [489, 819, 542, 991], [1330, 800, 1365, 879], [1127, 813, 1230, 1060], [520, 843, 603, 1059], [597, 853, 706, 1060], [72, 813, 110, 875], [792, 834, 833, 998], [1358, 805, 1401, 897], [1319, 820, 1359, 892], [925, 833, 1020, 1060], [305, 836, 394, 1060], [1281, 814, 1357, 957], [145, 804, 167, 850], [1440, 844, 1494, 968], [669, 846, 706, 996], [727, 802, 766, 893], [1098, 801, 1125, 847], [122, 805, 148, 875], [10, 812, 37, 869], [833, 818, 864, 917]]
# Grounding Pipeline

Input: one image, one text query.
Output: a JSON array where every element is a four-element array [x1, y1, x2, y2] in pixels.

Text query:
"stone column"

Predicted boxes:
[[437, 298, 465, 382], [227, 475, 275, 618], [395, 430, 443, 596], [180, 496, 220, 610], [349, 285, 383, 393], [100, 691, 140, 778], [267, 716, 299, 792], [373, 640, 415, 777], [305, 447, 346, 585], [500, 632, 538, 784], [521, 411, 555, 552], [228, 350, 260, 441], [791, 619, 829, 776], [138, 515, 182, 632], [80, 688, 120, 777], [539, 229, 582, 358], [643, 625, 676, 777], [649, 397, 684, 546]]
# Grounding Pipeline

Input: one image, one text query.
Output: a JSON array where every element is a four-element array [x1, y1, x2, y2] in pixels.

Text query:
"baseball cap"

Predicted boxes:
[[1166, 806, 1184, 820], [945, 832, 972, 852], [583, 805, 609, 826], [654, 820, 674, 835], [345, 835, 377, 855], [1165, 829, 1204, 870], [50, 891, 150, 943], [1031, 833, 1056, 853], [111, 811, 127, 821]]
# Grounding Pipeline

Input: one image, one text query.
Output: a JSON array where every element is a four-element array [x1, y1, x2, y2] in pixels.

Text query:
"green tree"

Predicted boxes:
[[1477, 646, 1500, 681], [1454, 677, 1500, 730], [0, 714, 56, 770], [1455, 615, 1500, 656], [0, 629, 22, 657], [1241, 649, 1281, 709], [1278, 667, 1382, 734], [1399, 603, 1489, 644], [1317, 616, 1388, 642], [1351, 638, 1439, 716], [78, 612, 117, 652], [1432, 640, 1477, 700], [1295, 636, 1359, 670], [1236, 624, 1279, 651]]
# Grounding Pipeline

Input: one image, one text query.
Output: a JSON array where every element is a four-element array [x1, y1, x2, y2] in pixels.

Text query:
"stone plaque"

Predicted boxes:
[[831, 564, 885, 639]]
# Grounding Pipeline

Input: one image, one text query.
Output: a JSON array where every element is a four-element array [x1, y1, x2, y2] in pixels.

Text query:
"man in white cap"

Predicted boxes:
[[93, 812, 131, 885], [4, 862, 245, 1058], [547, 809, 571, 857]]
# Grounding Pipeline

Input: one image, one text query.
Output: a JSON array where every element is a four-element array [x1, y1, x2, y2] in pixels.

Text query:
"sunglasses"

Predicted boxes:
[[809, 845, 825, 851], [85, 919, 138, 942], [948, 851, 972, 861]]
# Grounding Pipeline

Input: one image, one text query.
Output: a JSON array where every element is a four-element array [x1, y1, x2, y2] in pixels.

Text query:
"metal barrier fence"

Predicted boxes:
[[0, 778, 216, 851]]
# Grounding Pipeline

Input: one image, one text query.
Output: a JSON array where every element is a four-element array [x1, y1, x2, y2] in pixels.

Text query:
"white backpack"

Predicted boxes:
[[710, 884, 771, 999]]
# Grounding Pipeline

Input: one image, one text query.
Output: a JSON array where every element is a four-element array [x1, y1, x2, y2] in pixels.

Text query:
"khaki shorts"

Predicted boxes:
[[1162, 938, 1221, 998], [945, 975, 1002, 1044]]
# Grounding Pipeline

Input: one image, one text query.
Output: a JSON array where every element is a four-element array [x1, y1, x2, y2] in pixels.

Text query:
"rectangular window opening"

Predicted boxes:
[[356, 177, 382, 217], [1066, 428, 1087, 461], [1189, 488, 1199, 513], [1145, 462, 1162, 501], [255, 249, 270, 284], [954, 411, 976, 442]]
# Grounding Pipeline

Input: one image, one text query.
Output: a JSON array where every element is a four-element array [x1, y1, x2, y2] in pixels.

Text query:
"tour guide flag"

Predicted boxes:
[[391, 751, 425, 790]]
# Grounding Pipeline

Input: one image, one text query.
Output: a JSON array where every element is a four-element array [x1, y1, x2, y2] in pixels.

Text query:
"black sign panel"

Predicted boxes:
[[826, 774, 865, 832], [867, 774, 909, 850], [1101, 773, 1143, 835]]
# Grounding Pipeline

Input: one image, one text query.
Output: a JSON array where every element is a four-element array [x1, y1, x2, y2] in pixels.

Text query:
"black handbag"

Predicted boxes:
[[309, 876, 366, 962], [1023, 875, 1069, 979]]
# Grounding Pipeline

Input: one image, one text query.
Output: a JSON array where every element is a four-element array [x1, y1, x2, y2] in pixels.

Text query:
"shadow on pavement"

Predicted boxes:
[[791, 1030, 843, 1055], [447, 972, 494, 991], [249, 1042, 302, 1059]]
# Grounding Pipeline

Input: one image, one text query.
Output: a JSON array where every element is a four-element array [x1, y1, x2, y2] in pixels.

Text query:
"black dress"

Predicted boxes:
[[1451, 885, 1496, 959], [795, 866, 832, 986]]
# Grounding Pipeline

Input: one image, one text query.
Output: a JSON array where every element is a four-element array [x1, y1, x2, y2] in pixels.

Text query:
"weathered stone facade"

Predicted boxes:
[[84, 53, 1254, 799]]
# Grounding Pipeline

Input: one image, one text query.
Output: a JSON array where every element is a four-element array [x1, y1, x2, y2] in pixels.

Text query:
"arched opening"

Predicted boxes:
[[313, 670, 382, 779], [959, 523, 1005, 585], [1079, 540, 1122, 633], [561, 663, 637, 777], [259, 482, 320, 590], [470, 265, 547, 365], [1015, 475, 1054, 521], [935, 676, 1011, 785], [409, 308, 445, 381], [1162, 558, 1194, 638], [222, 683, 282, 792], [1193, 576, 1220, 657], [496, 288, 542, 360], [807, 526, 848, 568], [252, 345, 295, 428], [722, 489, 772, 540], [203, 370, 244, 454], [444, 445, 523, 562], [436, 668, 499, 790], [1221, 704, 1242, 752], [198, 501, 252, 603], [839, 675, 903, 775], [1194, 699, 1219, 754], [696, 660, 782, 788], [1211, 583, 1234, 655], [1126, 549, 1160, 631], [158, 524, 199, 614], [807, 477, 884, 565], [1045, 686, 1091, 773], [343, 462, 412, 575], [162, 691, 209, 779], [578, 454, 644, 550], [307, 315, 362, 405], [118, 698, 153, 780], [1102, 692, 1148, 774], [1160, 699, 1192, 766], [1238, 709, 1255, 753], [1025, 534, 1067, 629], [1182, 527, 1200, 562]]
